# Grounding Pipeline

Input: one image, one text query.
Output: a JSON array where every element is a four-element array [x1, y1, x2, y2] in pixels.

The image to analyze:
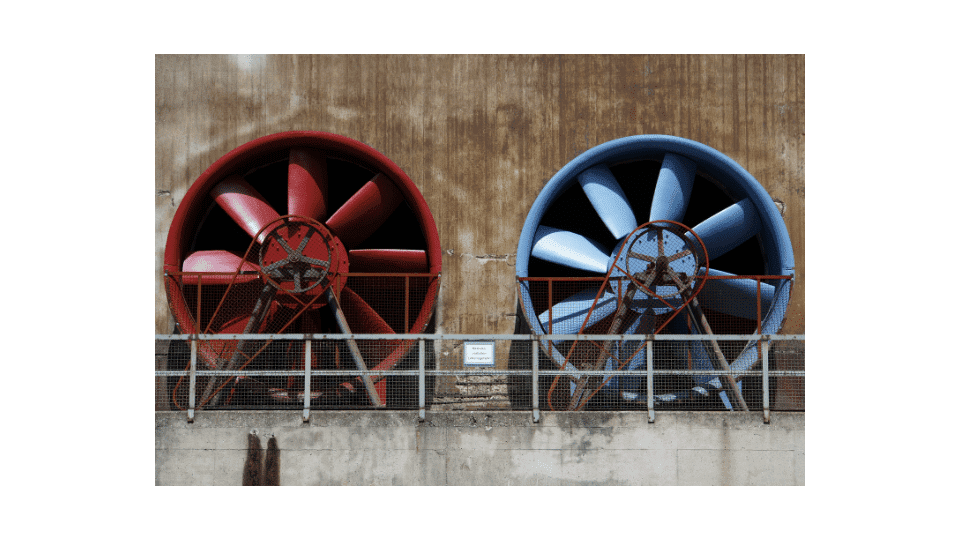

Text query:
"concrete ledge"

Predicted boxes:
[[156, 411, 804, 485]]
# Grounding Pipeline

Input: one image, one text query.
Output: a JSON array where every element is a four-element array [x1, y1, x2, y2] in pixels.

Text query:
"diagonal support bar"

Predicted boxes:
[[684, 293, 749, 411], [567, 281, 640, 410], [200, 284, 277, 407], [326, 289, 384, 408]]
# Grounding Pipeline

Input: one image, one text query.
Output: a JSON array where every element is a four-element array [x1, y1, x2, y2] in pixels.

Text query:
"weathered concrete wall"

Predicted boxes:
[[156, 55, 805, 409], [155, 411, 804, 485], [156, 54, 805, 338]]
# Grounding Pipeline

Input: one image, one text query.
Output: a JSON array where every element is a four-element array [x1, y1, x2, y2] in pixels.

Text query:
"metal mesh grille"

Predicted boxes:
[[165, 273, 438, 335], [515, 273, 796, 411], [157, 335, 803, 414], [773, 339, 805, 411], [516, 276, 791, 335], [433, 339, 513, 410]]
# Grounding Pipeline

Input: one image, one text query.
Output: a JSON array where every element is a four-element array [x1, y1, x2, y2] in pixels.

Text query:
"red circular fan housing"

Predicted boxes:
[[164, 132, 441, 408]]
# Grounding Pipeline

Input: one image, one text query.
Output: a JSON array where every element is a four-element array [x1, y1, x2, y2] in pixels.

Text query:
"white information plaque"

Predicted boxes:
[[463, 341, 495, 367]]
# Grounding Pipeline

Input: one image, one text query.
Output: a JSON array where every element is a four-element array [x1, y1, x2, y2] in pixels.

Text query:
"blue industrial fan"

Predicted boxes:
[[513, 135, 794, 410]]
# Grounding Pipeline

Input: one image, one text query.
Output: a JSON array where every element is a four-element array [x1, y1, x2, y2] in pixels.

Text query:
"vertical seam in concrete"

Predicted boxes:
[[793, 449, 798, 486], [674, 448, 680, 486]]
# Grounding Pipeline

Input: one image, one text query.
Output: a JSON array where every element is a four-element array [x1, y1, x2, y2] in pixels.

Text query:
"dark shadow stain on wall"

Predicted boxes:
[[242, 431, 264, 486], [264, 435, 280, 486]]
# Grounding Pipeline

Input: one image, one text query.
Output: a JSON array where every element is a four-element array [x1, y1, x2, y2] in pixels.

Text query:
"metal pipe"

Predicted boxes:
[[647, 338, 654, 423], [157, 333, 806, 341], [547, 279, 553, 334], [188, 338, 197, 423], [326, 289, 384, 407], [532, 338, 540, 423], [419, 338, 426, 422], [762, 339, 770, 424], [303, 338, 311, 423], [756, 279, 762, 335], [160, 369, 804, 377], [163, 368, 804, 377]]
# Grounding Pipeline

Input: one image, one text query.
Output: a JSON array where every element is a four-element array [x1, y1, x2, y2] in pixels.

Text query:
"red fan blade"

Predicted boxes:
[[347, 249, 429, 273], [196, 290, 279, 369], [210, 175, 281, 243], [288, 148, 328, 221], [325, 173, 402, 249], [338, 286, 395, 334], [182, 250, 261, 285], [338, 287, 408, 380]]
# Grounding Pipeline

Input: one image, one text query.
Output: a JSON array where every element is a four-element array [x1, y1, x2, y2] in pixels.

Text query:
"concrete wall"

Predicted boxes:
[[155, 411, 804, 485], [156, 54, 805, 337], [155, 55, 806, 410]]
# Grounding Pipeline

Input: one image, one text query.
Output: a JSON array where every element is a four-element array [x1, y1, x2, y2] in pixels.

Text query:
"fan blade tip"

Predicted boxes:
[[348, 249, 429, 273], [326, 174, 402, 248], [650, 153, 697, 223], [338, 286, 395, 334], [538, 286, 618, 333], [211, 176, 281, 242], [691, 199, 761, 259], [183, 250, 259, 273], [578, 165, 638, 239], [532, 228, 609, 274], [288, 148, 329, 220]]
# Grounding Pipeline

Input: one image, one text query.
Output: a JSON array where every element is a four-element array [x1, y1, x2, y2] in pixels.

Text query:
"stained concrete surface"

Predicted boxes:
[[156, 54, 805, 339], [156, 411, 804, 486]]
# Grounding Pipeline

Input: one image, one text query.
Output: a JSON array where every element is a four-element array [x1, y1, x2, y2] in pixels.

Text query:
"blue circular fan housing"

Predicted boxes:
[[515, 135, 794, 405]]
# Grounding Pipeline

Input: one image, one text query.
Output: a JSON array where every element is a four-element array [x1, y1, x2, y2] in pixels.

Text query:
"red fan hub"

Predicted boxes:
[[258, 217, 349, 296]]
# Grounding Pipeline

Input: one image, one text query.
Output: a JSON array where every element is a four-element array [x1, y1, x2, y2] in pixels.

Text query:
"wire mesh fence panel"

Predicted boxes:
[[194, 338, 291, 410], [160, 268, 438, 411], [772, 339, 805, 411], [165, 273, 438, 336], [512, 271, 800, 413], [155, 338, 177, 411], [433, 339, 514, 410], [156, 335, 804, 413]]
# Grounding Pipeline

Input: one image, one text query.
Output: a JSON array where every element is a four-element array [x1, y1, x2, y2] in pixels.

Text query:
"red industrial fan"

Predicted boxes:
[[164, 132, 441, 409]]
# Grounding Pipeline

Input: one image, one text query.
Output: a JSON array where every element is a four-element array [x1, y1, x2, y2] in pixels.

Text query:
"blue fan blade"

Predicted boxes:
[[730, 340, 761, 371], [606, 310, 651, 363], [537, 286, 618, 334], [602, 310, 654, 391], [684, 304, 764, 411], [578, 164, 637, 240], [718, 385, 741, 411], [690, 343, 722, 384], [620, 309, 654, 363], [604, 351, 645, 391], [666, 314, 723, 398], [532, 226, 610, 274], [649, 153, 697, 222], [688, 199, 760, 260], [697, 269, 775, 319]]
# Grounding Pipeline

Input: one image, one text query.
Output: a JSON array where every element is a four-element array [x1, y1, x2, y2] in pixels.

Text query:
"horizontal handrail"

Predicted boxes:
[[156, 333, 805, 341], [156, 369, 805, 377], [155, 334, 805, 420]]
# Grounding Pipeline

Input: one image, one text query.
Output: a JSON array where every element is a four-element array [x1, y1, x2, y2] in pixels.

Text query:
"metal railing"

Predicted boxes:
[[155, 333, 804, 423]]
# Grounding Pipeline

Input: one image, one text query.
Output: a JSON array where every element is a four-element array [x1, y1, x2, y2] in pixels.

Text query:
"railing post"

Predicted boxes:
[[303, 337, 311, 423], [647, 337, 654, 423], [762, 337, 770, 424], [532, 336, 540, 423], [188, 337, 197, 423], [418, 338, 426, 422]]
